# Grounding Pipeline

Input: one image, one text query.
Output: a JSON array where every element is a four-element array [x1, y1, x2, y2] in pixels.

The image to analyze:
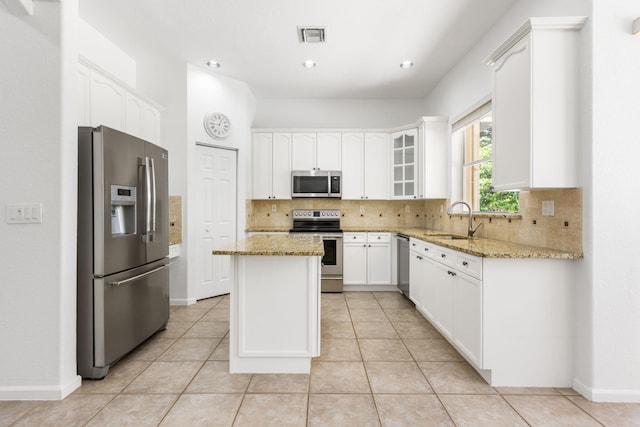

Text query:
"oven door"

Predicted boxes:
[[321, 235, 343, 277]]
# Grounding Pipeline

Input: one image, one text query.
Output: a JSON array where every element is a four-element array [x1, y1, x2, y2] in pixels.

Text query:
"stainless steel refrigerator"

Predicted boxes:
[[77, 126, 170, 379]]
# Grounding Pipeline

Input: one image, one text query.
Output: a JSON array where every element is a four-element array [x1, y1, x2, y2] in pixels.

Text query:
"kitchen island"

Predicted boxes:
[[213, 234, 323, 374]]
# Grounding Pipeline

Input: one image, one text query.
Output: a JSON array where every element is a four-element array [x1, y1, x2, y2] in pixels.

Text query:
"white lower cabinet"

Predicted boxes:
[[344, 233, 392, 285], [410, 239, 480, 359], [409, 237, 575, 387]]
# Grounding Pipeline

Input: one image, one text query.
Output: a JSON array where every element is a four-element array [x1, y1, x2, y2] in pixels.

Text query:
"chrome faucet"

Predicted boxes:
[[447, 201, 483, 238]]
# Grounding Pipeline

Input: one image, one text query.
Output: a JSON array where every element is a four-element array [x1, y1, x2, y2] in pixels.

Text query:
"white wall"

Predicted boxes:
[[77, 17, 136, 87], [585, 0, 640, 402], [0, 0, 81, 399], [185, 65, 256, 303], [254, 98, 424, 129]]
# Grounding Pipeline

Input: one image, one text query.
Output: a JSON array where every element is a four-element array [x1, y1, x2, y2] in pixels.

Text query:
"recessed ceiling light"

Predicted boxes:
[[206, 60, 221, 69], [400, 61, 414, 69], [302, 60, 317, 68]]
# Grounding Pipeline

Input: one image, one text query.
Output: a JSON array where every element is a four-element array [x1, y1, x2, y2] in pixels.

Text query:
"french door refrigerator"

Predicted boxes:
[[77, 126, 170, 379]]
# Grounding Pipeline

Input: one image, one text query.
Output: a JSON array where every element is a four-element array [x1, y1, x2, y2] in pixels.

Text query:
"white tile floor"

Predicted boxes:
[[2, 292, 640, 426]]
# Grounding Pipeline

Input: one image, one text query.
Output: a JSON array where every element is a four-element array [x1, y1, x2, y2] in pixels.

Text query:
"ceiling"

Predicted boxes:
[[79, 0, 516, 99]]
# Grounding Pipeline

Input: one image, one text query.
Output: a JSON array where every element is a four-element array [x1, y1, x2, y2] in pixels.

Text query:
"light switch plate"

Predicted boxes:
[[6, 203, 43, 224], [542, 200, 555, 217]]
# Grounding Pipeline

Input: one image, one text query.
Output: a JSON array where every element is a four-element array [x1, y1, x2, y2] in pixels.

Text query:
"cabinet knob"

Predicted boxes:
[[368, 244, 371, 247], [424, 248, 429, 252], [412, 243, 416, 246], [462, 261, 468, 266], [363, 244, 367, 247], [448, 271, 456, 277], [441, 254, 446, 258], [377, 236, 381, 240]]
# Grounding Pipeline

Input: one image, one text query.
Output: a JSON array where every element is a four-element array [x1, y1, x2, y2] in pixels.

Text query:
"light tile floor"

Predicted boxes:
[[2, 292, 640, 426]]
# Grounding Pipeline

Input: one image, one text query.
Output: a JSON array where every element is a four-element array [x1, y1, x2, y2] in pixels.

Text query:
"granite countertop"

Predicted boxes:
[[245, 226, 582, 259], [213, 233, 324, 256], [394, 228, 582, 259]]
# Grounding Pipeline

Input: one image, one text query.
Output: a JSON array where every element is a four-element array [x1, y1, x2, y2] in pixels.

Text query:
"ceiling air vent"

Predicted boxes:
[[297, 27, 326, 43]]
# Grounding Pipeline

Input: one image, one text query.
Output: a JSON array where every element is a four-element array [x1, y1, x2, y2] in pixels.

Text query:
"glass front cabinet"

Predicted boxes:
[[391, 128, 418, 199]]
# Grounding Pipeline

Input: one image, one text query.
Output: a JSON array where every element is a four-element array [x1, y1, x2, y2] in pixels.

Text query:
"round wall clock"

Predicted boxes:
[[203, 112, 231, 140]]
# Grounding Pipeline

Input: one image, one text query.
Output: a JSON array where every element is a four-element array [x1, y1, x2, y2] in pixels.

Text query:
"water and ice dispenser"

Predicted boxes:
[[111, 185, 136, 235]]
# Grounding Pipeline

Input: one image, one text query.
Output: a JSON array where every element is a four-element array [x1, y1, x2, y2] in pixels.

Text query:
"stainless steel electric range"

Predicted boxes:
[[290, 209, 343, 292]]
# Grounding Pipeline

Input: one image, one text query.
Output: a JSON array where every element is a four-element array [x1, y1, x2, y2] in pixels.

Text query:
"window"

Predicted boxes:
[[453, 103, 518, 213]]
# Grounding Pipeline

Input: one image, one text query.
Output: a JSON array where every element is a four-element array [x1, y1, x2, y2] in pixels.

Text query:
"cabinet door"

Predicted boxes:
[[125, 92, 144, 139], [90, 72, 125, 130], [341, 133, 364, 200], [419, 119, 449, 199], [291, 133, 316, 170], [367, 241, 391, 285], [316, 133, 341, 171], [252, 133, 273, 199], [391, 129, 417, 199], [271, 133, 292, 199], [343, 242, 368, 285], [421, 257, 438, 321], [434, 262, 455, 340], [409, 253, 424, 308], [492, 36, 531, 191], [78, 63, 91, 126], [142, 104, 161, 144], [455, 272, 482, 367], [364, 133, 389, 199]]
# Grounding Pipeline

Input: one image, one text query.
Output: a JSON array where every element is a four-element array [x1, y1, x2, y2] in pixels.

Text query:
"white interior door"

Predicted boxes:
[[196, 144, 237, 299]]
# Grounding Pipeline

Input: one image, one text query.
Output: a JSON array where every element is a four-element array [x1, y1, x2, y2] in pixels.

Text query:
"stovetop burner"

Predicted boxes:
[[290, 209, 342, 234]]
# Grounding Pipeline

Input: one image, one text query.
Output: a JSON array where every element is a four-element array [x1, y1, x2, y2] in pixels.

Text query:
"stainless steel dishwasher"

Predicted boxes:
[[395, 233, 410, 298]]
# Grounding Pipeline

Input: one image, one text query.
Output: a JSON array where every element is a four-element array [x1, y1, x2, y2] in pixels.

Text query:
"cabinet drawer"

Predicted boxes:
[[368, 232, 390, 243], [433, 246, 456, 269], [345, 232, 367, 243], [456, 253, 482, 280]]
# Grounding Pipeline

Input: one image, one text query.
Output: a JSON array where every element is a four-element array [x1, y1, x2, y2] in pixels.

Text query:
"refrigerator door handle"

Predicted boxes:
[[108, 263, 172, 286], [144, 156, 152, 238], [150, 156, 157, 234]]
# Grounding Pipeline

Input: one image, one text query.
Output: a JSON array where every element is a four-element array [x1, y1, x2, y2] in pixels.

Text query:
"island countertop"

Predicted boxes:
[[213, 233, 324, 256]]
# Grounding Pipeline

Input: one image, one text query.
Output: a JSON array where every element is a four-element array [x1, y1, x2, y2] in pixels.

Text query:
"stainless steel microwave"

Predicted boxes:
[[291, 170, 341, 198]]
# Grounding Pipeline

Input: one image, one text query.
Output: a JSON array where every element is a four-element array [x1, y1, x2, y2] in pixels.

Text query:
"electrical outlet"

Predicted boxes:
[[359, 205, 365, 214], [271, 204, 276, 212], [439, 204, 444, 214], [542, 200, 555, 216], [405, 205, 410, 213]]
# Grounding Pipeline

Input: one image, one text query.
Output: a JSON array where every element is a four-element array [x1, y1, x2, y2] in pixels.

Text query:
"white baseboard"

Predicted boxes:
[[342, 285, 401, 292], [170, 297, 197, 306], [573, 378, 640, 402], [0, 375, 81, 401]]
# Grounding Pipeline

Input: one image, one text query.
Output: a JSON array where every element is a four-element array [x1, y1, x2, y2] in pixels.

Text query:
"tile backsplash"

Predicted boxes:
[[169, 195, 183, 245], [248, 188, 582, 253]]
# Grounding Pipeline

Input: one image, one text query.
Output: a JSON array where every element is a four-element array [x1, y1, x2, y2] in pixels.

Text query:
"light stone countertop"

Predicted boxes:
[[245, 226, 582, 259], [213, 233, 324, 256]]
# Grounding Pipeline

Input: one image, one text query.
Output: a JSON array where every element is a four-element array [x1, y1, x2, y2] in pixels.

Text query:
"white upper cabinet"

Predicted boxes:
[[252, 132, 292, 199], [89, 70, 125, 130], [341, 132, 389, 200], [417, 117, 449, 199], [291, 133, 316, 170], [363, 133, 390, 200], [78, 61, 162, 144], [484, 17, 586, 191], [316, 133, 342, 170], [340, 133, 365, 200], [391, 129, 418, 199], [291, 132, 341, 171]]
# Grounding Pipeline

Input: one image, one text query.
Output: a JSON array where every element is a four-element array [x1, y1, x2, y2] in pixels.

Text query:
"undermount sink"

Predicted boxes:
[[435, 235, 469, 240]]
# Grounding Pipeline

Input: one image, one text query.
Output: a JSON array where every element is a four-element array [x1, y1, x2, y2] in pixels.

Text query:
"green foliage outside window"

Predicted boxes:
[[478, 125, 519, 212]]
